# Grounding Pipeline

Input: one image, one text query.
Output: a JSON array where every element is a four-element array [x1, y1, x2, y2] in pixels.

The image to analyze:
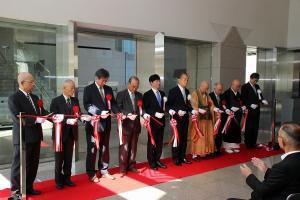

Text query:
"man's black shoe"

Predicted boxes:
[[26, 189, 42, 195], [56, 183, 64, 190], [156, 161, 167, 169], [182, 159, 192, 164], [64, 179, 75, 187]]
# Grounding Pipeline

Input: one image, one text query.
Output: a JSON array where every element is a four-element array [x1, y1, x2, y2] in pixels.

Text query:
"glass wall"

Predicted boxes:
[[0, 18, 68, 167]]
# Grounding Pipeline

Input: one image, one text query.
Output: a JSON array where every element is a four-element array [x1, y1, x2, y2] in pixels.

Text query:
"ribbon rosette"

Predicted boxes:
[[144, 116, 156, 146], [72, 105, 80, 118], [169, 118, 180, 147], [137, 99, 143, 116], [52, 114, 64, 152], [91, 115, 101, 149], [191, 114, 204, 141], [105, 93, 112, 110], [117, 113, 124, 145], [37, 99, 43, 114]]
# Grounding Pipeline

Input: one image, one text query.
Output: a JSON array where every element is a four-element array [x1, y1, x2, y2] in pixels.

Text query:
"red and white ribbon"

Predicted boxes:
[[222, 112, 234, 134], [214, 117, 222, 135], [117, 113, 124, 145], [144, 117, 156, 146], [163, 97, 167, 111], [105, 94, 112, 110], [137, 100, 143, 116], [241, 109, 249, 133], [91, 115, 101, 149], [169, 118, 180, 147], [52, 114, 64, 152], [191, 115, 204, 139]]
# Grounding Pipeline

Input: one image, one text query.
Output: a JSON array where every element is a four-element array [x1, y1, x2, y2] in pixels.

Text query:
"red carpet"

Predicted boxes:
[[0, 146, 282, 200]]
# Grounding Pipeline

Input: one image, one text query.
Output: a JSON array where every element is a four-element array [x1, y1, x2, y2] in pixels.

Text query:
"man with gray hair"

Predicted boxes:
[[116, 76, 142, 177], [8, 72, 48, 199], [50, 79, 80, 189], [229, 122, 300, 200]]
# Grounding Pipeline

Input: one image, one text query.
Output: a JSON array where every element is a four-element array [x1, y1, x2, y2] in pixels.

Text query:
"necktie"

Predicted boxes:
[[156, 91, 162, 107], [99, 87, 105, 102], [216, 95, 220, 106], [252, 85, 257, 94], [182, 89, 186, 102], [26, 93, 37, 113], [67, 98, 71, 109], [130, 92, 136, 112]]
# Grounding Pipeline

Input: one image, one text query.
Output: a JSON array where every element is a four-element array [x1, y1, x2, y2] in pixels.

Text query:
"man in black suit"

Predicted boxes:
[[241, 73, 268, 149], [116, 76, 142, 177], [143, 74, 167, 170], [83, 68, 120, 182], [8, 72, 48, 199], [229, 122, 300, 200], [50, 79, 79, 189], [209, 82, 224, 155], [168, 72, 193, 166]]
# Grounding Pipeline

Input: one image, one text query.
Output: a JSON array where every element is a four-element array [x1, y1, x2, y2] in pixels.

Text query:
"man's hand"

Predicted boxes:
[[155, 112, 164, 119], [240, 164, 252, 177], [262, 100, 268, 105], [143, 113, 150, 119], [35, 117, 46, 124], [80, 114, 91, 122], [198, 108, 207, 115], [127, 113, 137, 121], [178, 110, 186, 116], [66, 118, 77, 125], [101, 111, 109, 119], [231, 107, 239, 112], [251, 157, 268, 173], [250, 104, 258, 109], [169, 109, 176, 116]]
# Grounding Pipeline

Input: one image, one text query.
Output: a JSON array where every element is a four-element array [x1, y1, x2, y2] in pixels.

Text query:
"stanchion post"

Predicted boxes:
[[19, 112, 27, 199]]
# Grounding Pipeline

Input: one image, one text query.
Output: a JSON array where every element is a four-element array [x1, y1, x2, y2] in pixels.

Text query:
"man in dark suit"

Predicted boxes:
[[83, 68, 120, 182], [222, 79, 246, 154], [143, 74, 167, 170], [209, 82, 224, 155], [229, 122, 300, 200], [116, 76, 142, 177], [241, 73, 268, 149], [8, 72, 48, 199], [50, 79, 79, 189], [168, 72, 193, 166]]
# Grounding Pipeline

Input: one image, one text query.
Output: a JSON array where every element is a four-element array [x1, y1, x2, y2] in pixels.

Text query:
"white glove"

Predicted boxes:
[[262, 100, 268, 105], [66, 118, 77, 125], [213, 107, 220, 113], [198, 108, 207, 114], [250, 104, 258, 109], [225, 109, 231, 115], [241, 106, 247, 111], [35, 117, 46, 124], [169, 109, 176, 116], [127, 113, 137, 121], [178, 110, 186, 116], [257, 89, 262, 94], [231, 107, 239, 112], [143, 113, 150, 119], [155, 112, 164, 119], [80, 114, 91, 122], [187, 94, 191, 101], [191, 110, 198, 115], [101, 110, 109, 119]]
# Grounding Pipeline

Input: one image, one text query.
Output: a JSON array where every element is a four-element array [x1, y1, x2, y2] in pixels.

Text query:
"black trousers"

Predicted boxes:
[[11, 142, 40, 191], [147, 125, 164, 167], [172, 115, 189, 162], [119, 131, 139, 172], [54, 135, 74, 184], [244, 111, 260, 148], [86, 124, 111, 177]]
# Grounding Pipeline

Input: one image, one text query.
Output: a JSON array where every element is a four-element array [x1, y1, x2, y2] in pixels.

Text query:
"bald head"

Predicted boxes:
[[199, 80, 209, 93], [18, 72, 35, 93], [231, 79, 241, 92], [63, 79, 75, 98], [214, 82, 223, 96]]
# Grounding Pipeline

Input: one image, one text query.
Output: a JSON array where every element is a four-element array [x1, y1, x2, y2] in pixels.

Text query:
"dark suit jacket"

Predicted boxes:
[[167, 85, 192, 119], [241, 82, 263, 115], [116, 89, 142, 135], [83, 82, 119, 132], [50, 95, 80, 142], [209, 91, 222, 109], [8, 90, 48, 144], [143, 89, 166, 128], [246, 152, 300, 200], [222, 88, 243, 120]]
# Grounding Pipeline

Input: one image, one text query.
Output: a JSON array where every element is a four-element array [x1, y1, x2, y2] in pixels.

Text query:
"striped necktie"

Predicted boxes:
[[26, 93, 37, 113]]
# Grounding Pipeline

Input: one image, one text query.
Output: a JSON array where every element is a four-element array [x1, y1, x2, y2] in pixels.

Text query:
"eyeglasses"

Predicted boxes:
[[23, 80, 35, 84]]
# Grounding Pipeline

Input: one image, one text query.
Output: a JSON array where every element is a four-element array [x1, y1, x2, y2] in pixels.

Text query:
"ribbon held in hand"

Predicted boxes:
[[91, 115, 101, 149], [214, 116, 222, 135], [241, 109, 249, 133], [222, 112, 234, 134], [52, 114, 64, 152], [191, 115, 204, 141], [137, 99, 143, 116], [37, 99, 43, 115], [144, 117, 156, 146], [105, 93, 112, 110], [169, 119, 180, 147], [117, 113, 124, 145]]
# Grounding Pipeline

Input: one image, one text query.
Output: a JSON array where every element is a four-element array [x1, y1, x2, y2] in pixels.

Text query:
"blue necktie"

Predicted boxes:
[[156, 91, 162, 107]]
